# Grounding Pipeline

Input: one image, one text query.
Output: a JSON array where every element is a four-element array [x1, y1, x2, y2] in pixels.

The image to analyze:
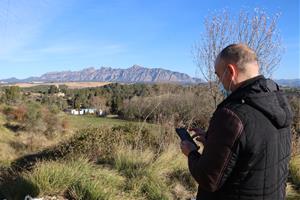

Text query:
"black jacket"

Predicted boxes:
[[188, 75, 293, 200]]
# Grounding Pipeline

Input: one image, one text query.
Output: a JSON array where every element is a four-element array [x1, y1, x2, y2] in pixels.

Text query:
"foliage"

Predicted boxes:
[[121, 90, 213, 128], [48, 85, 59, 94], [1, 102, 64, 136], [0, 124, 196, 200], [4, 86, 21, 104]]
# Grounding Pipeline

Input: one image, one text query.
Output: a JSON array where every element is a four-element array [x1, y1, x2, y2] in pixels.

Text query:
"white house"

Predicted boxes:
[[70, 109, 84, 115], [68, 108, 105, 116], [54, 92, 65, 97], [97, 109, 104, 116], [82, 108, 97, 114]]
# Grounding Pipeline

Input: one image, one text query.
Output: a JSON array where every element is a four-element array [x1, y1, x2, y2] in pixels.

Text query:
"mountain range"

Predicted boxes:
[[0, 65, 299, 87], [0, 65, 201, 84], [275, 79, 300, 88]]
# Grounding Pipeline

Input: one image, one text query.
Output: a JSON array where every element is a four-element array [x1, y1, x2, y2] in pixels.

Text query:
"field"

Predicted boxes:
[[66, 115, 155, 130], [0, 111, 299, 199], [0, 112, 197, 199]]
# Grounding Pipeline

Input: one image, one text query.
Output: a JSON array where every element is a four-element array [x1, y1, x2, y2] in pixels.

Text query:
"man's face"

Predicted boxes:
[[214, 57, 230, 91]]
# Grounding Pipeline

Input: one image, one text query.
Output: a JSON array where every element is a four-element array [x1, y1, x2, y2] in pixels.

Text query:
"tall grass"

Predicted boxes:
[[0, 123, 197, 199], [113, 144, 170, 199], [112, 143, 196, 199], [1, 157, 129, 200], [286, 182, 300, 200], [1, 117, 298, 199]]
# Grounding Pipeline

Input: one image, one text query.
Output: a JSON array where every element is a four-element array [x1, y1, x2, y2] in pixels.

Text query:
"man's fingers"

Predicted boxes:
[[195, 136, 206, 143], [181, 140, 192, 147], [192, 133, 205, 138], [190, 128, 206, 137]]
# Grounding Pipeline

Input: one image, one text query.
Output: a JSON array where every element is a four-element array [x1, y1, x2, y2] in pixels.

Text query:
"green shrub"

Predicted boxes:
[[290, 155, 300, 187]]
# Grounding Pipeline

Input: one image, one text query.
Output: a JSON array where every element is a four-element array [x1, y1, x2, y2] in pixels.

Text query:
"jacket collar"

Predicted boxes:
[[218, 75, 265, 108], [232, 75, 265, 94]]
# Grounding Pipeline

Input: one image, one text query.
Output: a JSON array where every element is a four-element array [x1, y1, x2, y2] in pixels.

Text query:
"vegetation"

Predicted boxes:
[[0, 123, 196, 199], [1, 102, 65, 136], [0, 5, 297, 199], [2, 86, 22, 105], [290, 155, 300, 188], [0, 83, 299, 199]]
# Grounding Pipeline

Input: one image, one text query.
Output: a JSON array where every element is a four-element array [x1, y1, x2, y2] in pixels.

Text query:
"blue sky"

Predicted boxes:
[[0, 0, 299, 80]]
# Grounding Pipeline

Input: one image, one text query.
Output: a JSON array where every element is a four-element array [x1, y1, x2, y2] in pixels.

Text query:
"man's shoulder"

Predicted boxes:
[[216, 100, 253, 123], [211, 105, 247, 132]]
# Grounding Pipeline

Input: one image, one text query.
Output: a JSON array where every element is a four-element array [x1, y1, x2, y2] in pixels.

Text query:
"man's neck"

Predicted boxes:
[[232, 73, 261, 92]]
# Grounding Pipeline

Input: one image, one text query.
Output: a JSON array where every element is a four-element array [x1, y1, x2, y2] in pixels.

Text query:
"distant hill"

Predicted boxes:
[[0, 65, 202, 84], [0, 65, 298, 87], [275, 79, 300, 88]]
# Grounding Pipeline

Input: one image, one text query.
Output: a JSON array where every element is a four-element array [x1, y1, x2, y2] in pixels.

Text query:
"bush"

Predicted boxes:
[[121, 91, 213, 128], [290, 155, 300, 188], [289, 95, 300, 135], [24, 102, 44, 133], [4, 86, 21, 104], [42, 108, 61, 137], [0, 102, 66, 136]]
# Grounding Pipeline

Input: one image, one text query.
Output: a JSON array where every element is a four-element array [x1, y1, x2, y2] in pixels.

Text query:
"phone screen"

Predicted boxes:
[[175, 128, 199, 149]]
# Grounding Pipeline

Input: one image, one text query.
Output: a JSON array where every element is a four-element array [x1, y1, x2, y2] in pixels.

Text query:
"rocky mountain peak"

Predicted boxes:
[[0, 65, 203, 84], [130, 65, 143, 69]]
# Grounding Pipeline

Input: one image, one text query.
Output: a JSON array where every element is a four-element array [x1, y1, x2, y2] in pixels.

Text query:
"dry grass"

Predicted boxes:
[[0, 108, 299, 199], [290, 155, 300, 187], [286, 182, 300, 200], [0, 124, 197, 200], [1, 157, 132, 200]]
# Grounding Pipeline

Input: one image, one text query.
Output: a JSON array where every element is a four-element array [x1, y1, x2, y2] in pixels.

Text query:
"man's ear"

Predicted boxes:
[[228, 64, 237, 80]]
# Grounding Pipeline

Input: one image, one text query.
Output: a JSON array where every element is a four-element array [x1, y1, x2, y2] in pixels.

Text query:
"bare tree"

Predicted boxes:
[[90, 96, 108, 111], [193, 8, 283, 108]]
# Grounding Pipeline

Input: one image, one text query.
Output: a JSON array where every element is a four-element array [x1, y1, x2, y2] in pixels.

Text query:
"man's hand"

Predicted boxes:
[[180, 140, 197, 157], [189, 128, 207, 144]]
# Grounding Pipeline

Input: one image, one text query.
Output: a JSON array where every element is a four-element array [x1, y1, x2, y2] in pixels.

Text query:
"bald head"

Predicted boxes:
[[216, 44, 259, 74], [215, 44, 260, 92]]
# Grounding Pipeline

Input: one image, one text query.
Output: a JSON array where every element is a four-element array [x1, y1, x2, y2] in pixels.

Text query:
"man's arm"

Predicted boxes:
[[188, 108, 244, 192]]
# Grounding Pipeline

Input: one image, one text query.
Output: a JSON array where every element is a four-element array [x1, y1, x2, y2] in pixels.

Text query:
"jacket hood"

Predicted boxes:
[[221, 75, 293, 128]]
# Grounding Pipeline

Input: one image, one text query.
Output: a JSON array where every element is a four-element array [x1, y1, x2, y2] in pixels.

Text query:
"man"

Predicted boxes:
[[181, 44, 293, 200]]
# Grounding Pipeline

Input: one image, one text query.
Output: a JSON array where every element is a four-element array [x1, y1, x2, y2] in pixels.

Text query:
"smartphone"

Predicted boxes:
[[175, 128, 199, 149]]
